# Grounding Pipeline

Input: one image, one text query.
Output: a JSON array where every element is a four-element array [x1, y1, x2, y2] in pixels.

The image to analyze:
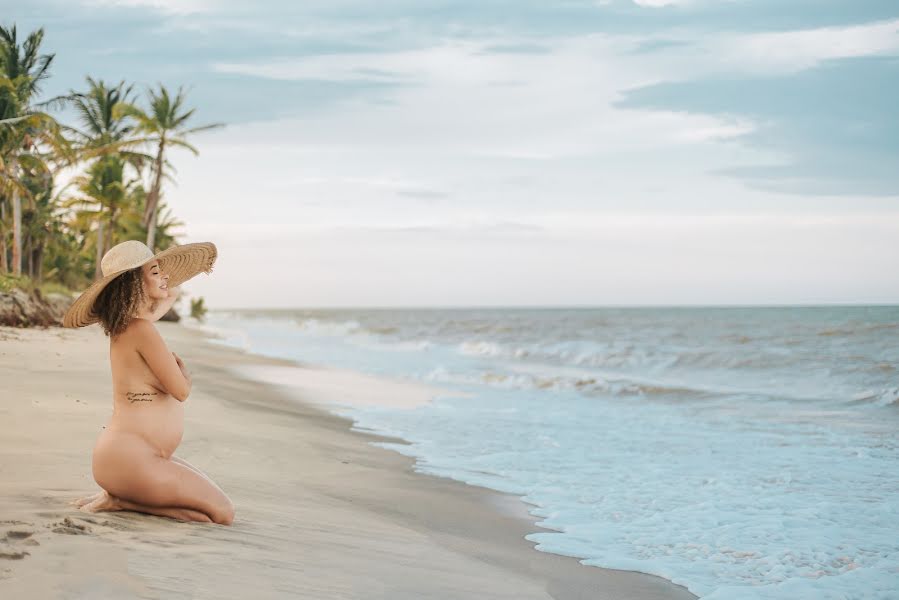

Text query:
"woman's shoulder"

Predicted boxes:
[[118, 317, 157, 341]]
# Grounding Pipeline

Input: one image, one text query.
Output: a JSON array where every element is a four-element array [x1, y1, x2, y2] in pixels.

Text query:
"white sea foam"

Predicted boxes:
[[294, 317, 363, 336], [852, 387, 899, 407], [457, 340, 505, 357]]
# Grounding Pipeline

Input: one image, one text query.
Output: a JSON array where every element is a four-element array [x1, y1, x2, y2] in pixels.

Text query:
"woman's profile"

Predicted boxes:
[[64, 239, 234, 525]]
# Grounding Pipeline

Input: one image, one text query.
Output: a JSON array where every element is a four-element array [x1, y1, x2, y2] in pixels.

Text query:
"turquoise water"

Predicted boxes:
[[191, 306, 899, 599]]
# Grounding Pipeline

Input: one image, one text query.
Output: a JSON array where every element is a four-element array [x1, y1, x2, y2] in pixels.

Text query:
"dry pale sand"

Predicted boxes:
[[0, 321, 696, 600]]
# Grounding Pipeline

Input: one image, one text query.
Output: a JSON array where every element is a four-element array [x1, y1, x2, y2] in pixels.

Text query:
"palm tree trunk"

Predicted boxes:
[[10, 156, 21, 276], [11, 192, 21, 277], [33, 244, 43, 284], [29, 245, 38, 281], [25, 233, 32, 278], [95, 219, 104, 281], [0, 197, 7, 274], [144, 139, 165, 252], [106, 209, 115, 257], [146, 206, 158, 252]]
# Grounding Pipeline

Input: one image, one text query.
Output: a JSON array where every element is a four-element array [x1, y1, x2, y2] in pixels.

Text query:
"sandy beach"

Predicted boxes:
[[0, 321, 695, 599]]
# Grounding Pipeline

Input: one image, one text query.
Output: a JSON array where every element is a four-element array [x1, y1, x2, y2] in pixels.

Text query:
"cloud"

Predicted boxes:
[[333, 220, 547, 236], [209, 34, 760, 158], [607, 18, 899, 84], [478, 42, 554, 54], [723, 17, 899, 73], [633, 0, 686, 7], [628, 38, 692, 54], [213, 61, 415, 84], [619, 54, 899, 196], [395, 189, 450, 201], [80, 0, 220, 14]]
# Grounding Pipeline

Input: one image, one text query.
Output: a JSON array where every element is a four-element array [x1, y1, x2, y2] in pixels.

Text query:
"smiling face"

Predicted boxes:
[[141, 260, 170, 302]]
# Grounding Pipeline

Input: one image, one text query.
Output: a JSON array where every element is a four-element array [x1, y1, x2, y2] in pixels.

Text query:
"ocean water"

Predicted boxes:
[[189, 306, 899, 599]]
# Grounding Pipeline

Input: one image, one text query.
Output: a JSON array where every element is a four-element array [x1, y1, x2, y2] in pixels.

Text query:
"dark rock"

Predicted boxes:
[[44, 292, 75, 318], [0, 288, 74, 327], [159, 306, 181, 322]]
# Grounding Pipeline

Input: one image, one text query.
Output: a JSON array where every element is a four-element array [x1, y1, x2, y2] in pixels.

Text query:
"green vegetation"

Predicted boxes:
[[0, 23, 222, 297], [0, 271, 72, 295], [189, 296, 207, 321]]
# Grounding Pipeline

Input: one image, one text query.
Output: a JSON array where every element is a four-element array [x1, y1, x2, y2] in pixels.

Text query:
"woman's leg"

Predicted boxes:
[[93, 432, 235, 525], [80, 490, 212, 523], [170, 455, 221, 488], [76, 456, 223, 509], [126, 458, 234, 525], [117, 500, 214, 523]]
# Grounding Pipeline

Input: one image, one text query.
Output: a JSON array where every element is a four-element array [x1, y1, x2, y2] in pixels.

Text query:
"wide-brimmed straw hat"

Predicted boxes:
[[63, 239, 217, 328]]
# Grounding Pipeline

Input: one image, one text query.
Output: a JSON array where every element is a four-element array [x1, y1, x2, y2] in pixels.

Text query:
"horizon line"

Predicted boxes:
[[205, 302, 899, 311]]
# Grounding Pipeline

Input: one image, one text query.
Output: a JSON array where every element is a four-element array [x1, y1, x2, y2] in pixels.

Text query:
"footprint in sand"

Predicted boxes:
[[76, 515, 134, 532], [7, 531, 38, 545], [0, 526, 38, 561], [49, 516, 92, 535]]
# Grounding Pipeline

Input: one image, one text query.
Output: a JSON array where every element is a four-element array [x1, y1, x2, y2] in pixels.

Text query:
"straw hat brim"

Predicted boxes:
[[62, 242, 217, 328]]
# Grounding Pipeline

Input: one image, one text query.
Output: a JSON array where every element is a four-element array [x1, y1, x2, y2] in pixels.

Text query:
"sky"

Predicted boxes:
[[5, 0, 899, 308]]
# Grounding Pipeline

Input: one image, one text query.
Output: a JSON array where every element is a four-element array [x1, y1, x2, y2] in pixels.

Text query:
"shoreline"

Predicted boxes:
[[0, 321, 695, 599]]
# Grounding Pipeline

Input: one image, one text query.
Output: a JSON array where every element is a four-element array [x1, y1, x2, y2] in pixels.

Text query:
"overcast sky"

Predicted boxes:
[[7, 0, 899, 308]]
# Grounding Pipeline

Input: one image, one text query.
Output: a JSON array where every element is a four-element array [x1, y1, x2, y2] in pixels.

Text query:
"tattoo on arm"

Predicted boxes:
[[127, 391, 158, 403]]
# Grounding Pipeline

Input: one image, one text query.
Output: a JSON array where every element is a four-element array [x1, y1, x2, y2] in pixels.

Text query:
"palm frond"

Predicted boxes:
[[166, 138, 200, 155]]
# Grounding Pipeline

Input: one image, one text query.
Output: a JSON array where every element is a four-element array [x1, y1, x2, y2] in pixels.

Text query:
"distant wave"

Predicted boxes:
[[425, 365, 729, 400], [454, 336, 807, 372], [457, 340, 505, 357], [293, 317, 362, 336], [850, 387, 899, 407], [425, 363, 899, 411], [208, 310, 899, 410], [816, 322, 899, 336]]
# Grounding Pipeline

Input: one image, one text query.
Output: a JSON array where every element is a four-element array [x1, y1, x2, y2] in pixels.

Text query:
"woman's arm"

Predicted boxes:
[[133, 319, 192, 401], [148, 285, 182, 322]]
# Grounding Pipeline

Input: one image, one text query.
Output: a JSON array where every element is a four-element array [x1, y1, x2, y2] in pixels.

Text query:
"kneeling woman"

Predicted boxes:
[[65, 239, 234, 525]]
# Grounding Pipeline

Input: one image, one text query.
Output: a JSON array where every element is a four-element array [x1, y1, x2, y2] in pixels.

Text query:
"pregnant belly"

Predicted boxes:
[[107, 396, 185, 458]]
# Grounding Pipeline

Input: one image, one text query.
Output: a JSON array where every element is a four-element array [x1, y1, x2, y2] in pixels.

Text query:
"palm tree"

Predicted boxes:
[[121, 84, 222, 251], [66, 77, 141, 158], [18, 150, 59, 282], [150, 201, 185, 248], [0, 79, 26, 274], [63, 155, 142, 279], [65, 77, 149, 273], [117, 186, 184, 249], [0, 24, 56, 276], [65, 77, 150, 176]]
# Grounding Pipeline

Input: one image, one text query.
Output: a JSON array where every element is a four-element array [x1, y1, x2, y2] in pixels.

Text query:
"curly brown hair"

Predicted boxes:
[[93, 267, 158, 338]]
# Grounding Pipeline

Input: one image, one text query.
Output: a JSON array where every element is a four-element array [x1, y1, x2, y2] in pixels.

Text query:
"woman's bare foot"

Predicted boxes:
[[70, 490, 104, 508], [78, 489, 123, 513]]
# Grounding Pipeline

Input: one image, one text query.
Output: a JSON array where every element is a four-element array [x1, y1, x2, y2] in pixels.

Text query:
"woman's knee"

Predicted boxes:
[[210, 497, 235, 525]]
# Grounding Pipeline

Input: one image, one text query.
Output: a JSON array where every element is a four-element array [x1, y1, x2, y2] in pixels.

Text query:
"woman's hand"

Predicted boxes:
[[173, 352, 191, 380]]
